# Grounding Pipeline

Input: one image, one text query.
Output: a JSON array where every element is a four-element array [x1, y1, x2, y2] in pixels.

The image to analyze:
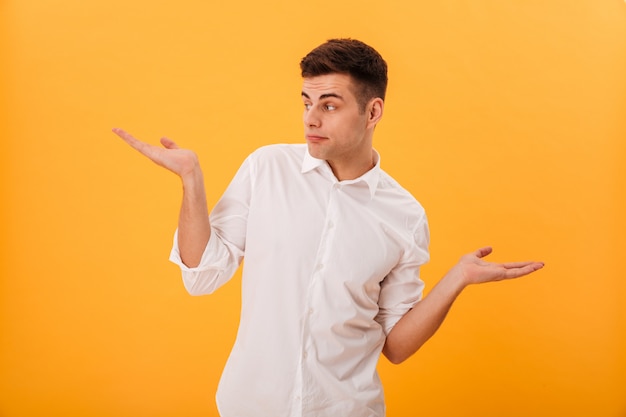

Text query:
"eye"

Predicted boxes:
[[304, 103, 312, 110], [324, 104, 336, 111]]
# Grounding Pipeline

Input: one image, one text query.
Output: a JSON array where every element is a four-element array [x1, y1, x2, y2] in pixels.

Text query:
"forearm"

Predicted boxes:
[[383, 267, 467, 364], [382, 247, 544, 364], [177, 165, 211, 268]]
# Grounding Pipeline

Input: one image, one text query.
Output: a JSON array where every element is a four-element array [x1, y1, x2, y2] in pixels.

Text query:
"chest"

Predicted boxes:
[[245, 172, 412, 293]]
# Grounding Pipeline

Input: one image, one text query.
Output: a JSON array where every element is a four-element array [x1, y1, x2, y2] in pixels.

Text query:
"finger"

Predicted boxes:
[[112, 127, 136, 142], [504, 262, 544, 279], [473, 247, 493, 259], [112, 128, 160, 159], [160, 137, 179, 149], [112, 127, 142, 148], [502, 261, 545, 269]]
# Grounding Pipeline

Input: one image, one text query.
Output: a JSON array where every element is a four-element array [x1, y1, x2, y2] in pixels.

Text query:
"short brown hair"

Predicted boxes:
[[300, 38, 388, 111]]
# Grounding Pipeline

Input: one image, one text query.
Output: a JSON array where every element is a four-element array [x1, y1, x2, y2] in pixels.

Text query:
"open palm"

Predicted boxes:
[[456, 247, 544, 286], [112, 128, 199, 178]]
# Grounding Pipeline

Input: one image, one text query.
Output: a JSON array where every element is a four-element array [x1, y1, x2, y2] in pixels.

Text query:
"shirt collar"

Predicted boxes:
[[301, 148, 381, 200]]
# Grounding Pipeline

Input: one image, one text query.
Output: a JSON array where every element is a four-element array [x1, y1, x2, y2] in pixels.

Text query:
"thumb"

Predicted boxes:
[[474, 246, 493, 259], [160, 137, 179, 149]]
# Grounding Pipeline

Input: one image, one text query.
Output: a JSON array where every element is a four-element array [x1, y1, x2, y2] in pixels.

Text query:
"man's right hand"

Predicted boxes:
[[112, 127, 211, 267], [112, 128, 200, 179]]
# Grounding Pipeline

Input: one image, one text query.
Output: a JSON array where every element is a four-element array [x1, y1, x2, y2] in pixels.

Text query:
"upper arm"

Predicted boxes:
[[375, 214, 430, 335], [170, 154, 255, 296]]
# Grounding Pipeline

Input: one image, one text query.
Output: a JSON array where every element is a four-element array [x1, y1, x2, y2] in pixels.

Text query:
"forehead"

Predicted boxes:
[[301, 73, 358, 100]]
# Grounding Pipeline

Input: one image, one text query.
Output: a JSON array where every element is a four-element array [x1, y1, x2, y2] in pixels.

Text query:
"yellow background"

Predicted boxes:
[[1, 1, 625, 416]]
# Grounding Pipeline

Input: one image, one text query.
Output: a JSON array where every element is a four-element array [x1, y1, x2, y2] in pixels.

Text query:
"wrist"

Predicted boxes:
[[181, 163, 204, 190], [442, 264, 470, 296]]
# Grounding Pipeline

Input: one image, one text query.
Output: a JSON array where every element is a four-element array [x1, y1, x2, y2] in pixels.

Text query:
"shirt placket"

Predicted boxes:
[[299, 181, 341, 415]]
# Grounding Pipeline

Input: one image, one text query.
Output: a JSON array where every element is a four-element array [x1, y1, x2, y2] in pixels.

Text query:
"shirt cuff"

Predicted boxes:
[[169, 228, 224, 272]]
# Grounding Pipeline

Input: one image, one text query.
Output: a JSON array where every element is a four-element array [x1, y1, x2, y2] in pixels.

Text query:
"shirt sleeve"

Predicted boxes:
[[169, 155, 253, 296], [375, 212, 430, 335]]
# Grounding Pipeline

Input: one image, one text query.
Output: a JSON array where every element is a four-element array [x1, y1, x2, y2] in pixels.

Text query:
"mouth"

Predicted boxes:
[[305, 134, 328, 143]]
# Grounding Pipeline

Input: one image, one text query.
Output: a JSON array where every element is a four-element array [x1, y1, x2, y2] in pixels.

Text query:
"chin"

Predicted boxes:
[[306, 143, 327, 160]]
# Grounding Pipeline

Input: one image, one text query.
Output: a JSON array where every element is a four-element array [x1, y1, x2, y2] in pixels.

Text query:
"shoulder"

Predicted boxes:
[[371, 169, 430, 251], [244, 143, 307, 176], [375, 169, 428, 235], [377, 169, 426, 213], [249, 143, 306, 162]]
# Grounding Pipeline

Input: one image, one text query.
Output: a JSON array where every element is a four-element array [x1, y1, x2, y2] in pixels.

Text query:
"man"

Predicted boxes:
[[113, 38, 543, 417]]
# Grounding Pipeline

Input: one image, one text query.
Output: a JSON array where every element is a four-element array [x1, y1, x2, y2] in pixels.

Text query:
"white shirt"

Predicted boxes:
[[170, 144, 430, 417]]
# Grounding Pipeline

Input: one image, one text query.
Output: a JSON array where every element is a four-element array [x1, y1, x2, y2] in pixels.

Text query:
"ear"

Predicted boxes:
[[366, 98, 384, 128]]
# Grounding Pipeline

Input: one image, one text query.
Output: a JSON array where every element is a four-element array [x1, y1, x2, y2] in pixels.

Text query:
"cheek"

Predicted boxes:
[[345, 115, 368, 135], [327, 114, 366, 140]]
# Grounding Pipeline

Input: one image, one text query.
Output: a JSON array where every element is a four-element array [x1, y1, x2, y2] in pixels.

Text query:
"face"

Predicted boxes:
[[301, 73, 383, 180]]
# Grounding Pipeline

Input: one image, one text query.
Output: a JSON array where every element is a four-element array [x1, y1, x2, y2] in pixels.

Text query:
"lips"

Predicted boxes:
[[305, 134, 328, 142]]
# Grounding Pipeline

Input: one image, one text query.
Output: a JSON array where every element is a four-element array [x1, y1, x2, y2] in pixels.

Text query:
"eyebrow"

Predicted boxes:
[[301, 92, 345, 100]]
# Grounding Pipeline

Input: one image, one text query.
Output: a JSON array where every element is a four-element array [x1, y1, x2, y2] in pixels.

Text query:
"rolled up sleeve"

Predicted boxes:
[[169, 155, 253, 296], [169, 228, 244, 295], [375, 213, 430, 335]]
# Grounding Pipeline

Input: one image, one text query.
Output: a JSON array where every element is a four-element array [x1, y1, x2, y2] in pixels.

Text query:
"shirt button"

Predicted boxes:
[[315, 263, 323, 272], [308, 308, 314, 315], [302, 351, 308, 359]]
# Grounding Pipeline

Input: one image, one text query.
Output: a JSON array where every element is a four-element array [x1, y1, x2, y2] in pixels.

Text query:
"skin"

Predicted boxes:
[[383, 247, 543, 363], [112, 72, 544, 364], [301, 73, 383, 180], [111, 128, 209, 268]]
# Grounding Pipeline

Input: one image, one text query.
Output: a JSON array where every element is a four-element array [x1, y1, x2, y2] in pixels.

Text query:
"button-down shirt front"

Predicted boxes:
[[170, 144, 430, 417]]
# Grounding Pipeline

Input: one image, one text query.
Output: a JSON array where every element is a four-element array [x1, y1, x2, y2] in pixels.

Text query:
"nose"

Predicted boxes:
[[303, 106, 321, 128]]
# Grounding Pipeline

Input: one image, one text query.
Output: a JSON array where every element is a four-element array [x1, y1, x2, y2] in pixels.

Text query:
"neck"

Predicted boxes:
[[328, 150, 376, 181]]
